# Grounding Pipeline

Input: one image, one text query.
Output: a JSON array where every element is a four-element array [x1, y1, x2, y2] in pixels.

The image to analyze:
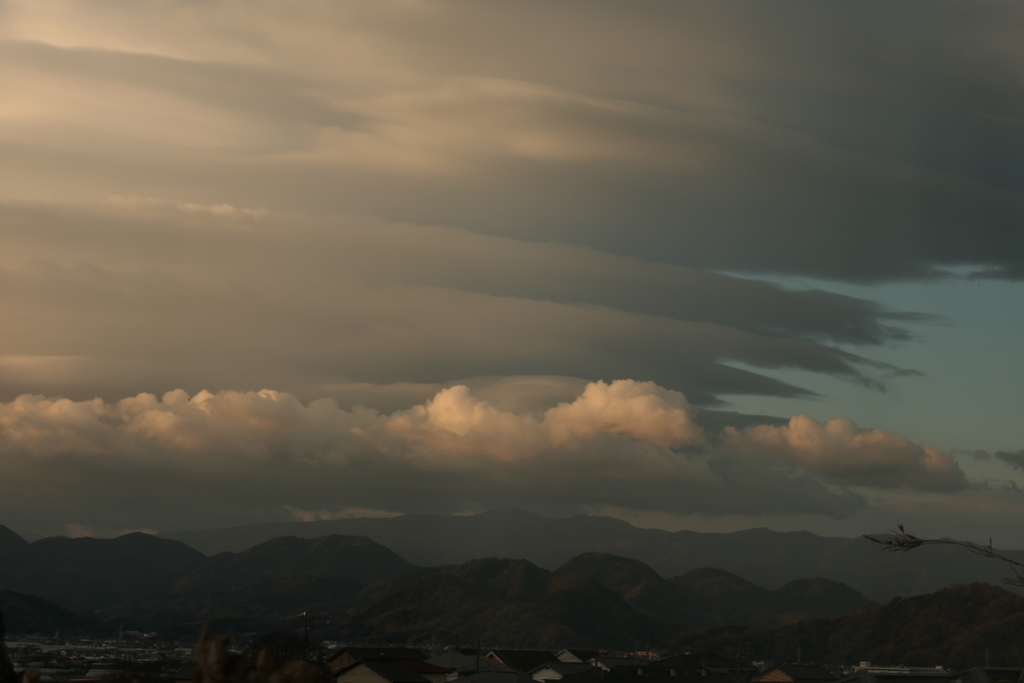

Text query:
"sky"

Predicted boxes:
[[1, 0, 1024, 544]]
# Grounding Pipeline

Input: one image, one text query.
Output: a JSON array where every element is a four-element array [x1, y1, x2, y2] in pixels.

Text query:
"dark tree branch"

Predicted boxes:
[[864, 525, 1024, 588]]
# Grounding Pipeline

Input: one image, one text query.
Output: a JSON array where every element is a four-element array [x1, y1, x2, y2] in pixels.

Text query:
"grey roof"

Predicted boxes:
[[594, 659, 644, 671], [428, 653, 514, 674], [489, 652, 559, 674], [403, 659, 454, 675], [531, 663, 595, 676], [556, 652, 601, 665]]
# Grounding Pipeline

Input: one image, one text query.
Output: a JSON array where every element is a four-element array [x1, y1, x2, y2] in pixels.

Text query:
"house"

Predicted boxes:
[[555, 652, 601, 665], [954, 668, 1024, 683], [457, 673, 535, 683], [487, 652, 559, 674], [647, 654, 757, 683], [530, 663, 594, 681], [593, 659, 644, 672], [331, 649, 428, 674], [401, 659, 454, 683], [761, 665, 838, 683], [335, 659, 431, 683], [557, 665, 688, 683], [648, 655, 737, 672], [839, 668, 953, 683], [167, 664, 196, 683], [427, 650, 515, 681]]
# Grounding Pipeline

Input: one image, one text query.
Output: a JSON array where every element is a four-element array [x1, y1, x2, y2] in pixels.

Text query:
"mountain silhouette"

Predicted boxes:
[[558, 554, 873, 628], [0, 531, 206, 612], [96, 534, 415, 634], [159, 509, 1024, 602], [337, 556, 671, 649], [0, 590, 93, 634]]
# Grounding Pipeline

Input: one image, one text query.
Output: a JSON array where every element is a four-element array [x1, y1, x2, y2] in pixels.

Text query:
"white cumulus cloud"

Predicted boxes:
[[0, 380, 965, 533], [720, 414, 966, 492], [381, 380, 705, 464]]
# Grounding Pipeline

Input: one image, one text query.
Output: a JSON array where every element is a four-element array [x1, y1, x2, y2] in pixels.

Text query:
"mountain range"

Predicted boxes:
[[158, 509, 1024, 602], [96, 534, 418, 635], [324, 552, 876, 649], [0, 530, 206, 612], [560, 554, 874, 627], [93, 547, 873, 647], [4, 509, 1024, 651], [0, 525, 873, 645]]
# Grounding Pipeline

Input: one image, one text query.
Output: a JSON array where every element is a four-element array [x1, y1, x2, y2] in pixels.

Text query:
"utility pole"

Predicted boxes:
[[298, 612, 314, 647], [829, 636, 840, 675]]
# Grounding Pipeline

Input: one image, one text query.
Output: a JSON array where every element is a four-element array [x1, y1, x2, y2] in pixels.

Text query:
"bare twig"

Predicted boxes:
[[864, 525, 1024, 587]]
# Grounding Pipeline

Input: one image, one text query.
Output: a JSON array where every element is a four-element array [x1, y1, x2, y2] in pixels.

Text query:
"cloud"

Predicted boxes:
[[64, 524, 94, 538], [0, 200, 920, 408], [284, 506, 402, 522], [995, 450, 1024, 471], [721, 415, 967, 492], [0, 0, 1018, 538], [1, 1, 1022, 279], [379, 380, 705, 464], [0, 380, 704, 465], [0, 380, 970, 533]]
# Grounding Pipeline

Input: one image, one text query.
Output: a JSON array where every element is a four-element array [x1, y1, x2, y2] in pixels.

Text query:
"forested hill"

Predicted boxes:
[[671, 582, 1024, 670], [555, 553, 875, 627], [0, 526, 414, 614], [0, 591, 92, 634]]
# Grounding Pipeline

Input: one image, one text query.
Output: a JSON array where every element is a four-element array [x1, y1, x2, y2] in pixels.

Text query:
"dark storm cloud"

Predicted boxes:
[[2, 0, 1022, 280], [996, 451, 1024, 471]]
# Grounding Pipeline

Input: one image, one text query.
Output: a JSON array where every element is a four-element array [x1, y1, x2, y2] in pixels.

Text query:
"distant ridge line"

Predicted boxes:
[[157, 509, 1024, 602]]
